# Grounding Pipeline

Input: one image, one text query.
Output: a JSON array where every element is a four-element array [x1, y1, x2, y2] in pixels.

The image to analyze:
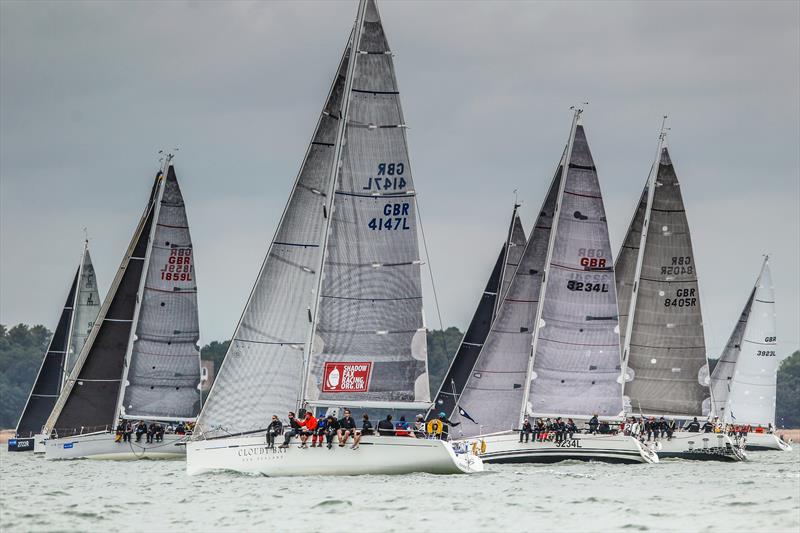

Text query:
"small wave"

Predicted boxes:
[[621, 524, 649, 531], [313, 499, 352, 508]]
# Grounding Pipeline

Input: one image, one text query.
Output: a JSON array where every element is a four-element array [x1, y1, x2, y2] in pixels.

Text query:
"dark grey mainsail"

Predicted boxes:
[[616, 134, 710, 417], [195, 32, 352, 437], [120, 166, 202, 421], [710, 288, 754, 420], [451, 174, 561, 436], [525, 117, 622, 421], [45, 174, 161, 437], [431, 208, 526, 419]]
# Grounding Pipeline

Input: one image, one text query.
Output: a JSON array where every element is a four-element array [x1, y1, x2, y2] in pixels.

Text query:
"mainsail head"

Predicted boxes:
[[616, 141, 711, 417], [725, 258, 778, 426]]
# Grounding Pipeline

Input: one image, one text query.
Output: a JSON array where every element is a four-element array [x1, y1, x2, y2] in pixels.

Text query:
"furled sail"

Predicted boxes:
[[306, 0, 430, 408], [526, 120, 623, 420], [16, 242, 102, 438], [709, 288, 754, 421], [195, 30, 353, 436], [45, 174, 161, 437], [15, 270, 79, 437], [451, 172, 561, 436], [67, 247, 101, 373], [120, 165, 202, 421], [725, 258, 778, 426], [431, 209, 526, 419], [616, 140, 710, 417]]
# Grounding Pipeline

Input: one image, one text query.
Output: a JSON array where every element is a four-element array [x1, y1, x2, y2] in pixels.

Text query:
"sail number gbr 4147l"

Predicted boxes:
[[364, 163, 412, 231]]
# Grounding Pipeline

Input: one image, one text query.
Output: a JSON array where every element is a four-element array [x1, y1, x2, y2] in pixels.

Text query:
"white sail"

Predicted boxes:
[[67, 245, 101, 374], [725, 258, 778, 427]]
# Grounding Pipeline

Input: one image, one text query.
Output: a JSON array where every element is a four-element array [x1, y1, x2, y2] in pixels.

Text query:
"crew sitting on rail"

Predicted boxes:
[[377, 414, 395, 436], [298, 411, 318, 448], [337, 409, 357, 447], [534, 418, 546, 441], [685, 417, 701, 432], [266, 415, 283, 449], [666, 418, 676, 440], [351, 414, 373, 449], [413, 414, 426, 438], [588, 414, 599, 434], [278, 411, 301, 448], [565, 418, 578, 438], [519, 417, 533, 443], [311, 415, 327, 447], [394, 416, 411, 437], [324, 414, 340, 449]]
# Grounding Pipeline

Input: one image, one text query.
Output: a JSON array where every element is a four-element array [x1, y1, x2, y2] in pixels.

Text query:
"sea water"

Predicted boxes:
[[1, 448, 798, 532]]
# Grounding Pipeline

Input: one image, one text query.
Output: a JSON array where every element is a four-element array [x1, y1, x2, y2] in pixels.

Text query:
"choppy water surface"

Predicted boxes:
[[1, 448, 798, 532]]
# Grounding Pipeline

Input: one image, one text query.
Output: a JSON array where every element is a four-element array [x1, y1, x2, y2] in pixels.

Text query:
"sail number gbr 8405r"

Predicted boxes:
[[364, 163, 412, 231]]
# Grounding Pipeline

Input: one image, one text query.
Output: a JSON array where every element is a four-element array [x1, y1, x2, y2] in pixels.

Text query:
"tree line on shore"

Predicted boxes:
[[1, 323, 798, 429]]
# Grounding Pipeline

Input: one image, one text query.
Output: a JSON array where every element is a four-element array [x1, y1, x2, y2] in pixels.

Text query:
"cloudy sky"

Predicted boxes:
[[1, 1, 798, 360]]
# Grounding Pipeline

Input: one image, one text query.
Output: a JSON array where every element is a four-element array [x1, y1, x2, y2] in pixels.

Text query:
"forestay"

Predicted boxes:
[[307, 0, 429, 407], [121, 166, 202, 421], [194, 31, 353, 436], [710, 288, 754, 421], [451, 173, 561, 436], [431, 209, 526, 419], [528, 124, 622, 420], [616, 145, 711, 417], [725, 258, 778, 426], [45, 174, 161, 437]]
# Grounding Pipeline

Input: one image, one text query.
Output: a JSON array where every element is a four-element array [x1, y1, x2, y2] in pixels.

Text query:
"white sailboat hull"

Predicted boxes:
[[45, 431, 187, 460], [456, 431, 658, 464], [745, 433, 792, 451], [648, 432, 746, 461], [186, 434, 483, 477]]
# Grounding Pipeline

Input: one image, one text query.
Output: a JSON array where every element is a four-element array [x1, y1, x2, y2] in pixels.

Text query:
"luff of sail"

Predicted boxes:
[[615, 143, 711, 417], [15, 269, 79, 438], [306, 0, 430, 408], [45, 174, 162, 437], [451, 171, 561, 436], [120, 165, 202, 421], [431, 210, 526, 419], [526, 121, 623, 420], [194, 28, 353, 436], [725, 258, 778, 426], [710, 288, 754, 420]]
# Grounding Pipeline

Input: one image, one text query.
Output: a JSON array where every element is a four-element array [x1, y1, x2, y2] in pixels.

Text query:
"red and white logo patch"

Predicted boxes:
[[322, 362, 372, 393]]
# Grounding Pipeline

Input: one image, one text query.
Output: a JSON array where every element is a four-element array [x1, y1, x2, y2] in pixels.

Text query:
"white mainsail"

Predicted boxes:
[[67, 244, 101, 373], [615, 129, 711, 417], [722, 258, 778, 427]]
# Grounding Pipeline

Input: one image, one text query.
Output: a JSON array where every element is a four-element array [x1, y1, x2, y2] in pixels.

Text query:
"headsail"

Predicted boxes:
[[45, 173, 162, 437], [195, 21, 353, 436], [305, 0, 429, 409], [725, 258, 778, 426], [67, 245, 101, 373], [525, 117, 623, 421], [431, 208, 526, 419], [709, 288, 754, 421], [120, 165, 202, 421], [615, 135, 710, 417]]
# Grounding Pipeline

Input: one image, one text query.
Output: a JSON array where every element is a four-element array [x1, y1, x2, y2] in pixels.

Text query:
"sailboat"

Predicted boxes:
[[44, 158, 203, 460], [710, 257, 791, 451], [430, 205, 526, 418], [615, 123, 745, 461], [186, 0, 481, 477], [8, 242, 100, 453], [450, 109, 657, 464]]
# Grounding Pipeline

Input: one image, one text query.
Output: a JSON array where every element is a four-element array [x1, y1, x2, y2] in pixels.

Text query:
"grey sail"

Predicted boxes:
[[306, 0, 429, 407], [121, 165, 202, 421], [616, 146, 710, 416], [709, 288, 754, 420], [431, 209, 526, 419], [67, 246, 101, 373], [527, 124, 623, 419], [46, 174, 161, 437], [195, 34, 353, 436], [451, 175, 561, 436]]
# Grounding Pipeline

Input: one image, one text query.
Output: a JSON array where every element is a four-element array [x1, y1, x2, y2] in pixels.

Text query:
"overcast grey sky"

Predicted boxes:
[[1, 1, 798, 360]]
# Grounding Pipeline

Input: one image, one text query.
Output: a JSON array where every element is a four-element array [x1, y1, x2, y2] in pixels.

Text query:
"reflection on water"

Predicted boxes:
[[1, 448, 798, 532]]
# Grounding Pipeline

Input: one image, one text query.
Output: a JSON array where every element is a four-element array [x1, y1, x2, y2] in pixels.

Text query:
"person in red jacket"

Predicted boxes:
[[299, 411, 318, 448]]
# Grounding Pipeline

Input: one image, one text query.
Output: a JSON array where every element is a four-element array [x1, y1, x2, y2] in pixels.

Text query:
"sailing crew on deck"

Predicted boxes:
[[413, 414, 426, 438], [534, 418, 546, 441], [352, 414, 373, 449], [702, 419, 714, 433], [436, 412, 460, 440], [588, 414, 599, 434], [266, 415, 283, 449], [666, 418, 676, 440], [519, 418, 533, 443], [377, 414, 394, 436], [154, 422, 164, 442], [115, 421, 124, 443], [123, 421, 133, 442], [135, 421, 147, 442], [298, 411, 318, 448], [325, 414, 340, 449], [279, 411, 301, 448], [658, 417, 668, 440], [566, 418, 578, 438], [146, 422, 156, 443], [686, 417, 701, 432], [554, 417, 566, 443], [312, 416, 327, 448], [337, 409, 357, 447], [395, 416, 411, 437]]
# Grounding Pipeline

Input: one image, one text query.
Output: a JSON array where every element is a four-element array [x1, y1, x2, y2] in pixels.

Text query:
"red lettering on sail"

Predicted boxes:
[[321, 362, 372, 393], [160, 248, 193, 282]]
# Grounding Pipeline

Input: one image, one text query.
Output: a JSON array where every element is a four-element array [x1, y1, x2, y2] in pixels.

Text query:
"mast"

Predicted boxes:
[[61, 239, 87, 390], [298, 0, 368, 409], [495, 202, 521, 319], [619, 117, 668, 382], [518, 108, 581, 427], [112, 155, 169, 425]]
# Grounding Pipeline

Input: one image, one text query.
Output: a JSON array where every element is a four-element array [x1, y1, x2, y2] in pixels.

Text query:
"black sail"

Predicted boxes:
[[47, 174, 160, 437], [15, 271, 79, 437]]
